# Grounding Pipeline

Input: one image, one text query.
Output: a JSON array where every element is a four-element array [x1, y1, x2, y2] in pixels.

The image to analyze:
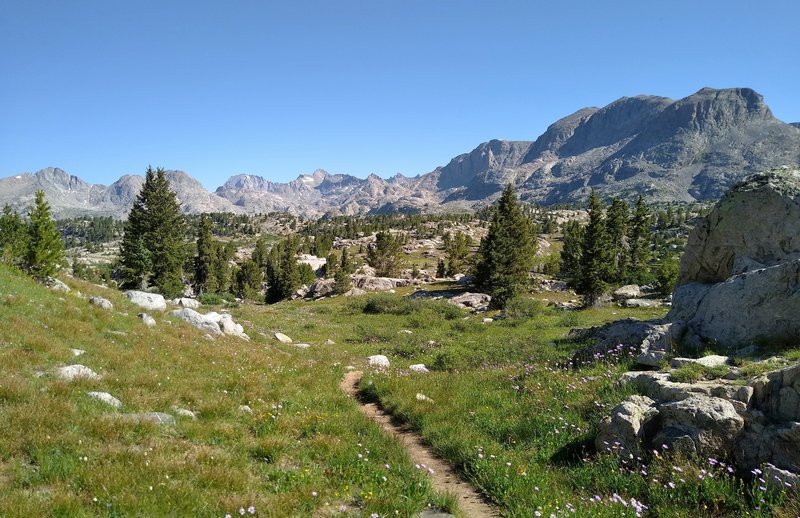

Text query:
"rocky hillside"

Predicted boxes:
[[3, 87, 799, 218]]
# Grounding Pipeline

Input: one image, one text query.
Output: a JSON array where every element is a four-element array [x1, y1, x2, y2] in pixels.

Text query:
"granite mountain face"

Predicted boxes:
[[3, 87, 798, 219]]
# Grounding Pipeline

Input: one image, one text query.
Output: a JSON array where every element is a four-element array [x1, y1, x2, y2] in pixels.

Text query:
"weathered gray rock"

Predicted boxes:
[[138, 313, 156, 327], [368, 355, 390, 368], [173, 297, 201, 309], [87, 391, 122, 408], [613, 285, 641, 300], [70, 348, 86, 357], [307, 278, 337, 299], [324, 339, 336, 345], [172, 406, 198, 420], [89, 296, 113, 310], [670, 260, 800, 348], [654, 395, 744, 455], [671, 355, 729, 369], [342, 287, 366, 297], [171, 308, 222, 335], [291, 285, 309, 300], [120, 412, 175, 426], [238, 405, 253, 415], [214, 313, 249, 340], [49, 278, 70, 293], [124, 290, 166, 311], [679, 168, 800, 285], [636, 349, 667, 367], [409, 364, 429, 373], [621, 298, 660, 308], [353, 276, 409, 291], [56, 364, 101, 381], [448, 292, 491, 311], [293, 343, 311, 349], [274, 332, 292, 344], [595, 395, 658, 456]]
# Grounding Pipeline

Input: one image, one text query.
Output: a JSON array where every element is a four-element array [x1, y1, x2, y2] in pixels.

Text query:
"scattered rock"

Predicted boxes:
[[613, 284, 642, 300], [56, 364, 101, 381], [89, 296, 113, 310], [293, 343, 311, 349], [274, 332, 293, 344], [70, 348, 85, 357], [353, 276, 409, 291], [409, 364, 429, 373], [671, 355, 729, 369], [621, 298, 660, 308], [307, 278, 337, 299], [49, 278, 70, 293], [636, 349, 667, 367], [448, 292, 491, 311], [138, 313, 156, 327], [86, 391, 122, 408], [368, 355, 390, 368], [655, 395, 744, 455], [173, 297, 201, 309], [124, 290, 166, 311], [415, 393, 434, 403], [482, 317, 493, 323], [171, 308, 222, 335], [342, 287, 366, 297], [172, 407, 198, 420], [595, 395, 658, 456], [291, 285, 309, 300], [120, 412, 175, 426], [399, 329, 413, 335], [324, 339, 336, 345], [238, 405, 253, 415]]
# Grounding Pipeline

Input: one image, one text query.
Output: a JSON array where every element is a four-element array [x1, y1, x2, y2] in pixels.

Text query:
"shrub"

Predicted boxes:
[[504, 297, 545, 319]]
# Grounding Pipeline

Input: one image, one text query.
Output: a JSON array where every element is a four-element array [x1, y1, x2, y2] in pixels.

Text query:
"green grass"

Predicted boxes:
[[0, 264, 796, 517], [670, 363, 730, 383]]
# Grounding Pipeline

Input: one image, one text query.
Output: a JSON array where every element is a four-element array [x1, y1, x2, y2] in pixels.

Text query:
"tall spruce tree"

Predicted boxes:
[[576, 190, 610, 307], [0, 204, 28, 267], [559, 220, 584, 285], [605, 197, 630, 282], [25, 190, 64, 280], [265, 238, 301, 303], [120, 166, 186, 297], [627, 195, 652, 284], [367, 231, 403, 277], [474, 184, 535, 308], [194, 214, 214, 294]]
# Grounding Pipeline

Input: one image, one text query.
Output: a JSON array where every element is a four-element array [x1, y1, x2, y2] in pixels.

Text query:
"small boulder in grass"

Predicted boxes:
[[409, 364, 429, 374], [89, 296, 113, 310], [368, 355, 390, 368], [56, 364, 101, 381], [416, 393, 434, 403], [274, 332, 293, 344], [87, 391, 122, 408], [138, 313, 156, 327], [294, 343, 311, 349]]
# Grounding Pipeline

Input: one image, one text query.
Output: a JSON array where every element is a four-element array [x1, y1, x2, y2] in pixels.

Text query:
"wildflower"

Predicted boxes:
[[248, 508, 256, 516], [239, 508, 245, 516]]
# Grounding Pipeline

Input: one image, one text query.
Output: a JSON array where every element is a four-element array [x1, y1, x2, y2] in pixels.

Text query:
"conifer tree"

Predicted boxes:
[[233, 259, 263, 300], [339, 247, 354, 274], [25, 190, 64, 280], [0, 204, 28, 267], [367, 231, 403, 277], [605, 197, 630, 282], [194, 214, 214, 294], [576, 190, 610, 306], [265, 238, 301, 303], [559, 220, 584, 285], [120, 166, 186, 297], [436, 258, 446, 278], [474, 184, 535, 308], [627, 195, 652, 284]]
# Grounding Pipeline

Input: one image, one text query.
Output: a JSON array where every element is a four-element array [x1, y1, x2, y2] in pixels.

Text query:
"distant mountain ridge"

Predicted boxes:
[[2, 87, 799, 218]]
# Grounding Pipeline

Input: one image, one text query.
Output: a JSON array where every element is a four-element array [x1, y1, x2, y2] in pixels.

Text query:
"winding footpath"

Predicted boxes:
[[340, 371, 499, 518]]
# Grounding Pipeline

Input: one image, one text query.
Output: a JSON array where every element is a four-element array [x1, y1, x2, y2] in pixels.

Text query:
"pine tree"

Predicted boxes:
[[605, 197, 630, 282], [120, 166, 186, 297], [251, 236, 270, 268], [25, 191, 64, 280], [474, 184, 536, 309], [339, 247, 354, 274], [559, 220, 584, 285], [233, 259, 263, 300], [576, 190, 610, 306], [436, 258, 446, 278], [0, 204, 28, 267], [444, 231, 470, 276], [367, 231, 403, 277], [194, 214, 214, 294], [627, 195, 652, 284], [265, 238, 301, 303]]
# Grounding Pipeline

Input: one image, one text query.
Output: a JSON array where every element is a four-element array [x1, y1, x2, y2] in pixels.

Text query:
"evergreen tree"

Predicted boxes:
[[605, 197, 630, 282], [324, 251, 338, 278], [576, 190, 610, 306], [339, 247, 354, 274], [473, 184, 536, 309], [559, 220, 584, 284], [0, 204, 28, 267], [233, 259, 263, 300], [251, 236, 270, 268], [120, 167, 186, 297], [265, 238, 301, 303], [443, 231, 470, 276], [436, 258, 446, 278], [627, 195, 652, 284], [194, 214, 214, 294], [367, 231, 403, 277], [25, 191, 64, 280]]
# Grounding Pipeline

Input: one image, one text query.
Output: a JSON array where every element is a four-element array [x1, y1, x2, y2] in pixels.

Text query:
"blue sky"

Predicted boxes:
[[2, 0, 798, 189]]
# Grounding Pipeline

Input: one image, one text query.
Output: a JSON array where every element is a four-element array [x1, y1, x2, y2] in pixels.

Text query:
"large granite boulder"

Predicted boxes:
[[307, 278, 337, 299], [124, 290, 166, 311]]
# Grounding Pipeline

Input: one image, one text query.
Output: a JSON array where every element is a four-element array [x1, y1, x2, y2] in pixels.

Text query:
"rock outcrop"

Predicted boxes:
[[170, 308, 249, 339], [124, 291, 167, 311]]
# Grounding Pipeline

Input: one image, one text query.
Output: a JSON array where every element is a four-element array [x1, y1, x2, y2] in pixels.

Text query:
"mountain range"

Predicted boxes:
[[2, 87, 799, 219]]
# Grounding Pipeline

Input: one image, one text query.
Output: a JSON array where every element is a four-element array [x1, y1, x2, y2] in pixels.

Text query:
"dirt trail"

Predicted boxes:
[[340, 371, 499, 518]]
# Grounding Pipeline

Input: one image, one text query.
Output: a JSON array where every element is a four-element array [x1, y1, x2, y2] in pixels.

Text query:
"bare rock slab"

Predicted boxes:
[[124, 290, 166, 311], [56, 364, 101, 381]]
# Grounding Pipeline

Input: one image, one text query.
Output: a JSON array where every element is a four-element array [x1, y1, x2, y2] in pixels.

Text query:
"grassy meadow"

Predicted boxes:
[[0, 266, 795, 516]]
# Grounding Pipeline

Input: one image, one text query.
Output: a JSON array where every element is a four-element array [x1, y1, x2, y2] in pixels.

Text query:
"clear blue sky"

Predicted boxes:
[[2, 0, 798, 189]]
